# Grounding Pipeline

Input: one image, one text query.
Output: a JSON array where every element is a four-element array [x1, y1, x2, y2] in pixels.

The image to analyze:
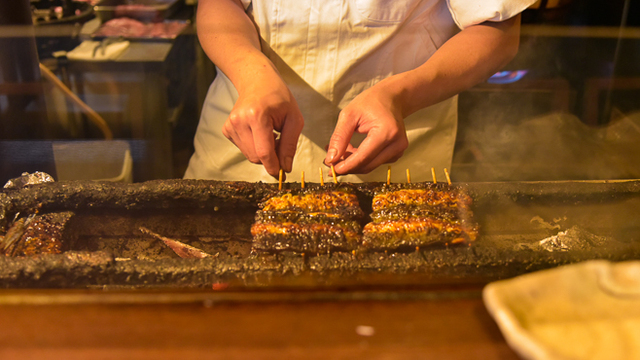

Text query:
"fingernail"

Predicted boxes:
[[285, 156, 293, 172], [326, 149, 337, 163]]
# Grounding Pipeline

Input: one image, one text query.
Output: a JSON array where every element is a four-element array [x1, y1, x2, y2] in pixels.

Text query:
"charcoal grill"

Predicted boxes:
[[1, 179, 640, 290]]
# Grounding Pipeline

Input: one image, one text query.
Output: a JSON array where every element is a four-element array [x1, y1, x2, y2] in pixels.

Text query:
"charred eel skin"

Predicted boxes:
[[259, 184, 364, 219], [1, 212, 74, 257], [362, 217, 478, 250], [251, 222, 360, 253], [254, 211, 362, 237], [364, 184, 478, 250], [253, 185, 364, 253], [371, 185, 472, 212], [369, 204, 470, 224]]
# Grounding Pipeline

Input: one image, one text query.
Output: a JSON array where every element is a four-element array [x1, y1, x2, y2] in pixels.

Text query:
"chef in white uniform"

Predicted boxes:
[[185, 0, 535, 183]]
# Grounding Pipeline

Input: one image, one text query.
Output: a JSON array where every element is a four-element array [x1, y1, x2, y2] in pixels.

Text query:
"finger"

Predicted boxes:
[[332, 129, 387, 174], [325, 111, 357, 165], [325, 143, 356, 157], [226, 114, 261, 163], [342, 143, 357, 160], [336, 143, 357, 164], [223, 121, 259, 163], [252, 120, 280, 177], [347, 142, 406, 174], [221, 122, 237, 146], [277, 112, 304, 173], [324, 143, 356, 172]]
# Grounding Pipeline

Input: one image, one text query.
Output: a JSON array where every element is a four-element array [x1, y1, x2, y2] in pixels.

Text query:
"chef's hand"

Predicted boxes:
[[324, 82, 408, 174], [222, 74, 304, 178]]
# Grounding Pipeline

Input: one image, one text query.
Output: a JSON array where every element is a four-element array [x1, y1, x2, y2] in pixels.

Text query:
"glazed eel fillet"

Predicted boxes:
[[1, 212, 74, 257], [251, 185, 364, 253], [363, 184, 478, 250], [371, 186, 473, 212], [259, 186, 364, 218]]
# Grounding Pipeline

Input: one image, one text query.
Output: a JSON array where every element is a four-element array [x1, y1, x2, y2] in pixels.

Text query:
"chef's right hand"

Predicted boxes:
[[222, 74, 304, 178]]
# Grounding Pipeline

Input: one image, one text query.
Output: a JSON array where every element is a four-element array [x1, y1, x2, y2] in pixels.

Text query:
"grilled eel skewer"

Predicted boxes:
[[252, 186, 364, 253], [1, 212, 74, 257], [362, 216, 478, 250], [252, 183, 478, 253], [364, 186, 478, 250], [252, 211, 362, 253], [371, 187, 473, 212], [259, 185, 364, 219]]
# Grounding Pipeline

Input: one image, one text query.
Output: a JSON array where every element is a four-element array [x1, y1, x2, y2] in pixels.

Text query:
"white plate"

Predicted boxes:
[[483, 260, 640, 360]]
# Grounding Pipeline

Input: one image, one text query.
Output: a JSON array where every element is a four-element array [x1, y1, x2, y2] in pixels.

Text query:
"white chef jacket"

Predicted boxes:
[[185, 0, 535, 183]]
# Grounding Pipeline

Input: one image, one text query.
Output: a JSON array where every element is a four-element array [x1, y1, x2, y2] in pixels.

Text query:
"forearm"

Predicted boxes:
[[196, 0, 279, 93], [384, 15, 521, 118], [197, 0, 303, 176]]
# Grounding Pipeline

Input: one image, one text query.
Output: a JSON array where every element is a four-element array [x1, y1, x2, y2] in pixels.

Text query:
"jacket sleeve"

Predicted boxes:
[[446, 0, 537, 29]]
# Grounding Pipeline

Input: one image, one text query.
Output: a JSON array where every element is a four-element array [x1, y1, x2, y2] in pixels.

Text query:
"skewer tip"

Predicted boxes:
[[444, 168, 452, 185], [406, 168, 411, 184], [278, 169, 283, 191], [301, 171, 305, 189], [319, 167, 324, 186], [386, 166, 391, 186], [331, 164, 338, 184], [431, 167, 437, 184]]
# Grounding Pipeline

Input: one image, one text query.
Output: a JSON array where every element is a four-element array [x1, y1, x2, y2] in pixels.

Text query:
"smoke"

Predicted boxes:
[[452, 108, 640, 181]]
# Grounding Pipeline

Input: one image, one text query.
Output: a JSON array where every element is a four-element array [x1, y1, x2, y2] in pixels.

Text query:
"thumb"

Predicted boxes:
[[325, 111, 357, 165], [278, 112, 304, 173]]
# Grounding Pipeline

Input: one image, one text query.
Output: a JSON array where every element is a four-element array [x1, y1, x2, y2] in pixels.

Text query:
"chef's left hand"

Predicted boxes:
[[324, 82, 408, 174]]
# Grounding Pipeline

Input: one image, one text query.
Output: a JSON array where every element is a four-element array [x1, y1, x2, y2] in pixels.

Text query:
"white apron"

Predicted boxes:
[[185, 0, 535, 183]]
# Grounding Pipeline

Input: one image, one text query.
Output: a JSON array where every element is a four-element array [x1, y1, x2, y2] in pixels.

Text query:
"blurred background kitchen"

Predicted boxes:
[[0, 0, 638, 184]]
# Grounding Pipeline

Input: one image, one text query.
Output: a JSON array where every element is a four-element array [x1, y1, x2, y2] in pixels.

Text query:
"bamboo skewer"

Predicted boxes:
[[301, 171, 305, 189], [278, 169, 283, 191], [319, 167, 324, 186], [331, 165, 338, 184], [431, 167, 437, 184], [444, 168, 452, 185], [406, 169, 411, 184], [386, 166, 391, 186]]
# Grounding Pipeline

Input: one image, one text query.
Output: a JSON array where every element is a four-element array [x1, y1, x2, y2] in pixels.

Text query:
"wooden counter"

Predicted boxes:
[[0, 289, 519, 359]]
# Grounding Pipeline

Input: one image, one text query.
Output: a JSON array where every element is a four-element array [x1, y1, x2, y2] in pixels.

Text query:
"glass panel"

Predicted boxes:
[[454, 0, 640, 181], [1, 1, 639, 290]]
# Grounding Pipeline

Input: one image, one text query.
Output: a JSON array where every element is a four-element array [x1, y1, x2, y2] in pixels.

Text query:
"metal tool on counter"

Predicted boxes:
[[92, 37, 125, 58]]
